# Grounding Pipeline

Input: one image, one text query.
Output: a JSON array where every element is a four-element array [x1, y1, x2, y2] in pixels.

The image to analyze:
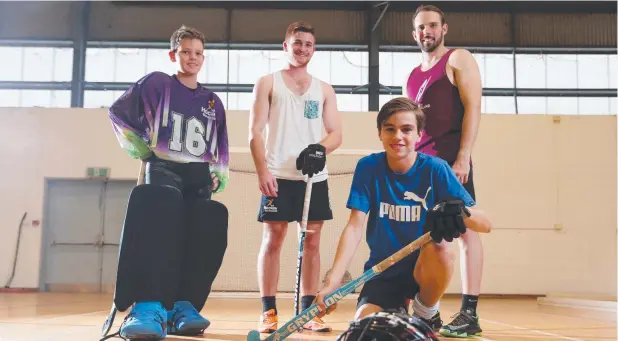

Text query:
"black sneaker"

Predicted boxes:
[[419, 311, 443, 331], [439, 310, 482, 338]]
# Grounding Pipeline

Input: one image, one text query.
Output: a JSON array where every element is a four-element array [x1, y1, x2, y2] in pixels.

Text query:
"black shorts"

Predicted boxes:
[[357, 267, 420, 312], [257, 178, 333, 223]]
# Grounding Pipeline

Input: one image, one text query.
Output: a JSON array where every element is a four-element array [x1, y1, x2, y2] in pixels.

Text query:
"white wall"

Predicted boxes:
[[0, 107, 615, 297]]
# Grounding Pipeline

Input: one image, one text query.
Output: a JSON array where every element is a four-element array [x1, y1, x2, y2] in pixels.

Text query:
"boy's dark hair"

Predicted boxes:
[[285, 21, 315, 40], [413, 4, 446, 26], [376, 97, 426, 132], [170, 25, 205, 52]]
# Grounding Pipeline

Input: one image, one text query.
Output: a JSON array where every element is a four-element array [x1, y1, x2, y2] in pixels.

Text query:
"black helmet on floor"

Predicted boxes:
[[337, 310, 439, 341]]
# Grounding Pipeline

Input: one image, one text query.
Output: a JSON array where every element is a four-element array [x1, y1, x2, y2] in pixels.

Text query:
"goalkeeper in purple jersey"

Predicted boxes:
[[102, 26, 229, 341]]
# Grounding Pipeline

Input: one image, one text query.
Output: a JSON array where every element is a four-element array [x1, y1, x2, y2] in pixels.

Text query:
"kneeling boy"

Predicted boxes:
[[315, 97, 492, 332]]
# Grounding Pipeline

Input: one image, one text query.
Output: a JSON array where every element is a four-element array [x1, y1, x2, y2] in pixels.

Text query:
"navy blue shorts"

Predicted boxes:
[[257, 178, 333, 223], [357, 265, 420, 312]]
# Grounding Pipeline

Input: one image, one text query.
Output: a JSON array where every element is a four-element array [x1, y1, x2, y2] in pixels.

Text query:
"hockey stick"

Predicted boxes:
[[247, 204, 491, 341], [100, 161, 146, 340], [294, 175, 313, 316], [247, 232, 433, 341]]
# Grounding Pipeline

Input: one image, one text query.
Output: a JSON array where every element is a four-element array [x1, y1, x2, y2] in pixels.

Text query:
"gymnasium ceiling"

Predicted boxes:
[[0, 1, 616, 48]]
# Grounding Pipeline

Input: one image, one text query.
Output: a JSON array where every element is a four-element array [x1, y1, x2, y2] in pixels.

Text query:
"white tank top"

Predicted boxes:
[[265, 70, 328, 182]]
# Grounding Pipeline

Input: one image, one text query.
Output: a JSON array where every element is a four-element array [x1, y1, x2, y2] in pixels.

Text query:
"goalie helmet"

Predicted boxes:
[[337, 310, 439, 341]]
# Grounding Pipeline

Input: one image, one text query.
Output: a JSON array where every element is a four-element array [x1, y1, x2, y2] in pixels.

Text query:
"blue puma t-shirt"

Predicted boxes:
[[347, 152, 476, 278]]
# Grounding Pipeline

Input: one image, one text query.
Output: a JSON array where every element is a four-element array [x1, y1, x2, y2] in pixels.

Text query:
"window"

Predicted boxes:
[[485, 96, 515, 114], [0, 47, 73, 82], [336, 94, 368, 112], [228, 50, 284, 85], [145, 48, 176, 78], [307, 51, 331, 84], [578, 97, 611, 115], [379, 52, 395, 86], [516, 97, 547, 115], [547, 97, 578, 115], [546, 55, 577, 89], [577, 55, 610, 89], [484, 54, 514, 88], [379, 52, 421, 88], [609, 54, 617, 89], [379, 94, 396, 109], [0, 90, 71, 107], [86, 48, 233, 84], [86, 48, 149, 83], [84, 90, 127, 108], [473, 53, 486, 89], [516, 55, 546, 89], [0, 90, 20, 106], [514, 97, 615, 115], [330, 51, 368, 86], [114, 49, 148, 83], [86, 48, 119, 82], [225, 92, 253, 111], [516, 54, 615, 90], [200, 49, 231, 84], [0, 47, 23, 81], [393, 52, 420, 88]]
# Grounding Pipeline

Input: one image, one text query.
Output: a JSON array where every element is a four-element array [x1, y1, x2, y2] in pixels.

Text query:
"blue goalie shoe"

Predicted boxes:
[[167, 301, 211, 335], [120, 301, 167, 340]]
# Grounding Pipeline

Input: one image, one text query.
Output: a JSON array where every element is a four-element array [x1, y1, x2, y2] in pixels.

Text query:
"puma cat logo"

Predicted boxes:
[[403, 187, 431, 210]]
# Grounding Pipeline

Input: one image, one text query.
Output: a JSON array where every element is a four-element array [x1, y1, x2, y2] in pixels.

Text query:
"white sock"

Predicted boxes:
[[412, 293, 439, 320]]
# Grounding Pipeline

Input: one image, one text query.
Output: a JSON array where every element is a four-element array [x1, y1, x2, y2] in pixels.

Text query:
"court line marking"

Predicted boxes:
[[481, 317, 586, 341]]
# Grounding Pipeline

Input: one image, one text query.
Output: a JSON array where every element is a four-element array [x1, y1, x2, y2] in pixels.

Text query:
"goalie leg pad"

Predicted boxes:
[[113, 184, 185, 312], [175, 199, 229, 312]]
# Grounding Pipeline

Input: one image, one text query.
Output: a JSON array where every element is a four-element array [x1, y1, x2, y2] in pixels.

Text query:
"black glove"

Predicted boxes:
[[296, 144, 326, 178], [423, 199, 471, 243]]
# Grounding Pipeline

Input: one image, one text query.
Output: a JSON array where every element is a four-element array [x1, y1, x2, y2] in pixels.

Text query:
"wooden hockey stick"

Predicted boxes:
[[247, 214, 490, 341], [247, 232, 432, 341]]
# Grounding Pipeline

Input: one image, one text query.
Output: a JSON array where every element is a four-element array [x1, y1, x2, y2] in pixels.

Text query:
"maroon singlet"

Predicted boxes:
[[405, 49, 466, 164]]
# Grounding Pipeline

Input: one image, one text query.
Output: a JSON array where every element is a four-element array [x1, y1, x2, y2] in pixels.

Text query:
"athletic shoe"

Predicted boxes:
[[303, 316, 332, 332], [417, 311, 443, 331], [167, 301, 210, 335], [258, 309, 278, 333], [439, 310, 483, 338], [120, 301, 167, 340]]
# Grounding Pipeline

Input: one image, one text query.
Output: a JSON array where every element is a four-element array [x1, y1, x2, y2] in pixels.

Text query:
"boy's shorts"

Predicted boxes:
[[257, 178, 333, 222], [357, 258, 420, 312]]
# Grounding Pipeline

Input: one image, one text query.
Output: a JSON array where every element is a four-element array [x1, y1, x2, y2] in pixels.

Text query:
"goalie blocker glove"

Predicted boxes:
[[423, 199, 471, 243], [296, 143, 326, 178]]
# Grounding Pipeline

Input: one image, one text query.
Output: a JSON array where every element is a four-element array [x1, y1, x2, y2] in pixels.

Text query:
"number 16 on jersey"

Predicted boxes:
[[167, 111, 218, 158]]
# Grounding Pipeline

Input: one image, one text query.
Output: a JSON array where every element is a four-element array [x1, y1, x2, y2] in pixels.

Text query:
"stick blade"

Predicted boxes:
[[100, 306, 116, 337], [247, 330, 262, 341]]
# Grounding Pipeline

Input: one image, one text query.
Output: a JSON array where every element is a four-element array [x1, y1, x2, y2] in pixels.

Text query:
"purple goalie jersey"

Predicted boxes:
[[108, 72, 230, 188]]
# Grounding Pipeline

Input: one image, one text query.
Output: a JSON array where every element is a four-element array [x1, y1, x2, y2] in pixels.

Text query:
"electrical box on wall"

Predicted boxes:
[[87, 167, 110, 179]]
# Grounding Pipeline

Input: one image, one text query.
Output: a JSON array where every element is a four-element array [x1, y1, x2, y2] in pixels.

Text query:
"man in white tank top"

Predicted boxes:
[[249, 21, 342, 334]]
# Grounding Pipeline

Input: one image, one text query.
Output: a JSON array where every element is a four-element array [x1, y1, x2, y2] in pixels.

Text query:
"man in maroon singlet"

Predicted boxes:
[[405, 5, 484, 338]]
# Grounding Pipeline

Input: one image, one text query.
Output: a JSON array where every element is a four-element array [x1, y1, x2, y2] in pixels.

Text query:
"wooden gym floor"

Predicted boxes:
[[0, 293, 615, 341]]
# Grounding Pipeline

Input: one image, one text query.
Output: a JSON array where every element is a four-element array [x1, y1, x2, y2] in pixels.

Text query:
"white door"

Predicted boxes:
[[41, 179, 135, 293]]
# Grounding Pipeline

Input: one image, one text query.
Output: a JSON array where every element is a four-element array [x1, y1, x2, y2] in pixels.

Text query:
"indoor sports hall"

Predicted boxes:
[[0, 1, 615, 341]]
